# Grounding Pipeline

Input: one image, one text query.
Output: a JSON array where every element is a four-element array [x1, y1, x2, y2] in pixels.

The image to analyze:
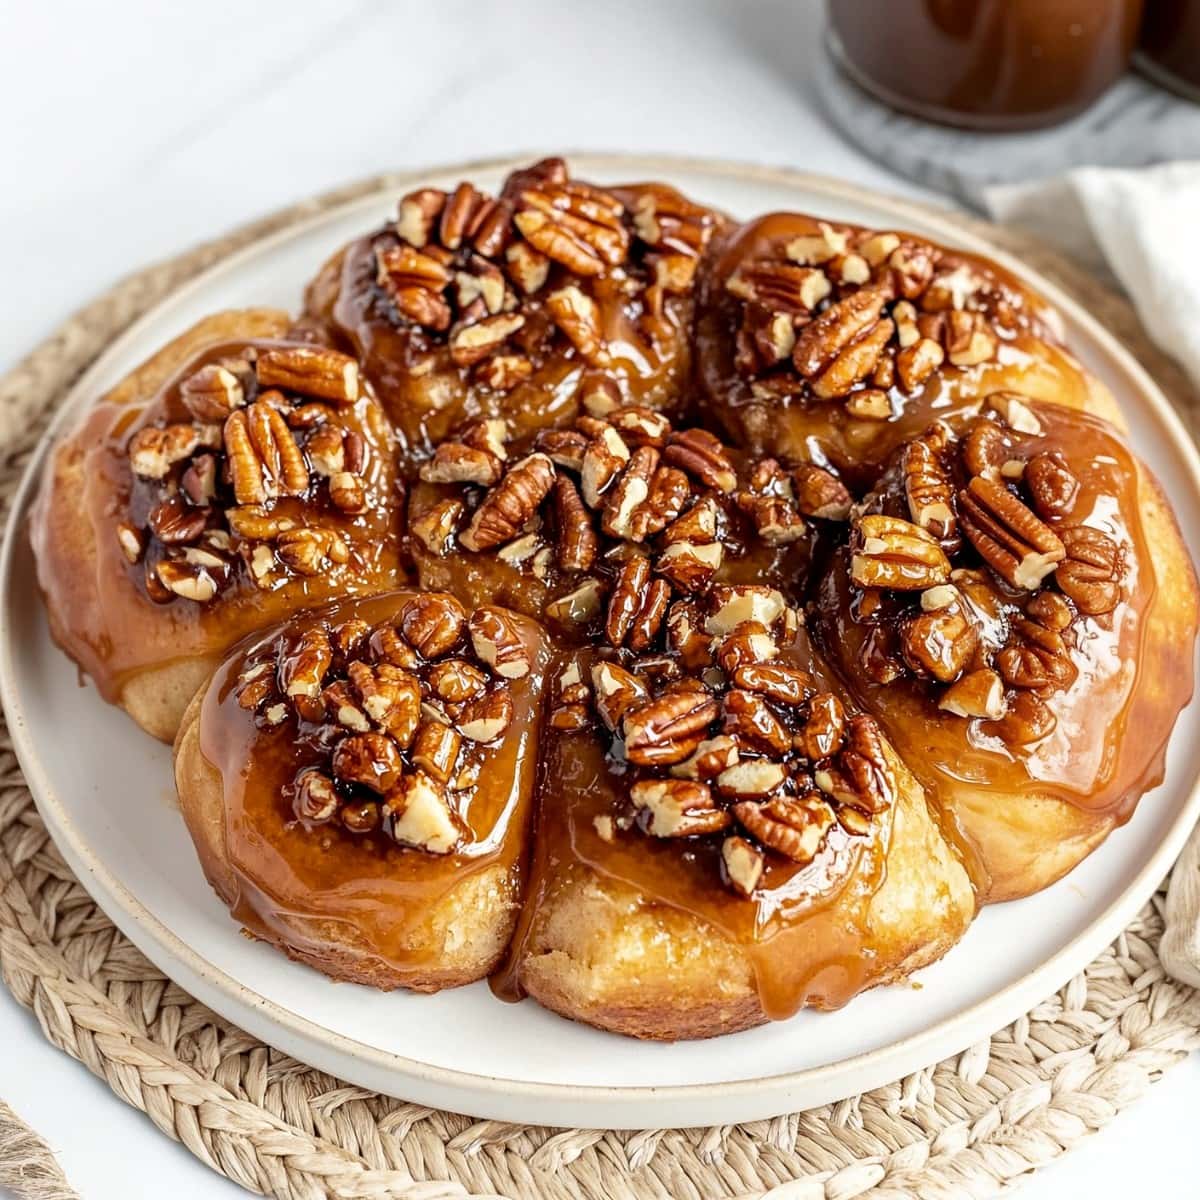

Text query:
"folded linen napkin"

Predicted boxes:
[[984, 163, 1200, 988]]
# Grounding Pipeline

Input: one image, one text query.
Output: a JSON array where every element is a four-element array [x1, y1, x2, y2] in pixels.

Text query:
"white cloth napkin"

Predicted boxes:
[[983, 163, 1200, 988]]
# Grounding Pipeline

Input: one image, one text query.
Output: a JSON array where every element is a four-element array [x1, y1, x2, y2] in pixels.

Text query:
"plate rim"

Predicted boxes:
[[4, 151, 1200, 1125]]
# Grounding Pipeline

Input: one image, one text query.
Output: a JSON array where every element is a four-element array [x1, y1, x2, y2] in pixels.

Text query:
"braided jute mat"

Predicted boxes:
[[3, 167, 1200, 1200]]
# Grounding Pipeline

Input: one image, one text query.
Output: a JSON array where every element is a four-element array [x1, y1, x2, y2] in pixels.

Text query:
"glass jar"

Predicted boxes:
[[827, 0, 1145, 131], [1137, 0, 1200, 102]]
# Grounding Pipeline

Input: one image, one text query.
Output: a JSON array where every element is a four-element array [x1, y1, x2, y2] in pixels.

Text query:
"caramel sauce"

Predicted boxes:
[[195, 592, 547, 983], [493, 631, 893, 1019], [695, 212, 1094, 487], [305, 182, 718, 464], [812, 400, 1197, 896], [30, 339, 404, 707]]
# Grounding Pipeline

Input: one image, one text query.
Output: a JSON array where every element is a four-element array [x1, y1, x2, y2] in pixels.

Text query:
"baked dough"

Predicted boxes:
[[174, 590, 548, 990], [304, 157, 727, 462], [30, 310, 404, 741]]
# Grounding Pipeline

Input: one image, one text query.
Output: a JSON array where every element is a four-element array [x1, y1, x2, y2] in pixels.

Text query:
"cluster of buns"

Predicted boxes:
[[32, 158, 1198, 1040]]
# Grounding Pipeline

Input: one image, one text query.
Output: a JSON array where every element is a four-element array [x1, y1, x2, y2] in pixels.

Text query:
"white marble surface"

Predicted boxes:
[[0, 2, 1196, 1197]]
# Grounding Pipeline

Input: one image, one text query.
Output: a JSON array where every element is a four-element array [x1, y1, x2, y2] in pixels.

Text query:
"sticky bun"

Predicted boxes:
[[31, 310, 403, 740], [303, 157, 726, 463]]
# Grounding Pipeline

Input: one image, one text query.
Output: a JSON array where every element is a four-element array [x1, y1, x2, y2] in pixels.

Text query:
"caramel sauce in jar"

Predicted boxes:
[[829, 0, 1143, 131], [1138, 0, 1200, 99], [194, 592, 549, 984]]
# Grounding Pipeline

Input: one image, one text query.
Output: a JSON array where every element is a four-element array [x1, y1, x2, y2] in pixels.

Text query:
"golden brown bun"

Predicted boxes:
[[33, 310, 292, 740], [173, 591, 547, 992], [32, 309, 404, 743], [516, 744, 974, 1040], [175, 688, 517, 989], [945, 464, 1197, 901]]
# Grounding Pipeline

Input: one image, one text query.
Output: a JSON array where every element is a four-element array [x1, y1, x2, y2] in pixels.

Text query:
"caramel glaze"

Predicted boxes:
[[195, 592, 549, 985], [812, 400, 1197, 899], [492, 627, 895, 1020], [30, 338, 403, 708], [693, 212, 1102, 488], [304, 181, 723, 467]]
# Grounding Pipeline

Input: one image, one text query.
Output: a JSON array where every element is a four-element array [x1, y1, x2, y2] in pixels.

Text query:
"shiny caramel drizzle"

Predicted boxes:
[[195, 592, 547, 985], [492, 627, 895, 1020], [812, 399, 1196, 897], [694, 210, 1103, 484], [30, 338, 403, 705], [304, 158, 725, 461]]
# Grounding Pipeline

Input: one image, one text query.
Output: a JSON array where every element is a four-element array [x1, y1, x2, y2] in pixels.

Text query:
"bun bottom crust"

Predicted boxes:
[[174, 688, 520, 992], [514, 746, 975, 1041]]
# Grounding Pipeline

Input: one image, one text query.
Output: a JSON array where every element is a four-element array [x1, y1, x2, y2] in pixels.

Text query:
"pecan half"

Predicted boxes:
[[623, 685, 720, 766], [851, 514, 951, 590], [958, 476, 1065, 590], [460, 453, 556, 551], [734, 794, 835, 864], [1056, 526, 1122, 615]]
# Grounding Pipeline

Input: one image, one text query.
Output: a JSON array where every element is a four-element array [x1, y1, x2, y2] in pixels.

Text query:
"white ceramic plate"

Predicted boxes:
[[4, 156, 1199, 1130]]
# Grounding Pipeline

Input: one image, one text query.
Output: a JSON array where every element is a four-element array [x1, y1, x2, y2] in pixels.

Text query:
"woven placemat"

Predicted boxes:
[[2, 169, 1200, 1200]]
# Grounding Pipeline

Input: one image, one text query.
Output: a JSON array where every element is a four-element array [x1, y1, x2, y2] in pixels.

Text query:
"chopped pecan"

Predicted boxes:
[[292, 768, 340, 823], [276, 528, 350, 575], [591, 661, 651, 731], [348, 661, 421, 745], [448, 313, 525, 367], [399, 593, 467, 659], [1025, 451, 1079, 518], [180, 363, 245, 421], [460, 453, 556, 551], [958, 476, 1065, 590], [657, 538, 723, 592], [410, 499, 464, 556], [385, 771, 462, 853], [580, 425, 631, 508], [792, 288, 887, 378], [331, 731, 403, 794], [546, 285, 607, 363], [851, 514, 951, 590], [632, 779, 731, 838], [795, 692, 846, 760], [328, 471, 367, 513], [545, 578, 604, 626], [735, 794, 835, 863], [989, 689, 1056, 745], [899, 587, 977, 682], [128, 423, 201, 479], [903, 425, 956, 540], [623, 684, 720, 766], [458, 688, 514, 742], [467, 607, 531, 678], [721, 835, 765, 898], [793, 465, 852, 520], [147, 495, 207, 545], [420, 442, 503, 486], [730, 662, 814, 706], [278, 627, 332, 699], [256, 346, 359, 404], [671, 734, 740, 781], [717, 759, 788, 799], [427, 658, 488, 702], [723, 689, 790, 755], [939, 668, 1006, 720], [705, 585, 787, 635], [662, 429, 737, 493]]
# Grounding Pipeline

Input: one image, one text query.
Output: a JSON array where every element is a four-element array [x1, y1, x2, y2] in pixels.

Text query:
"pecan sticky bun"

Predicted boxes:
[[175, 590, 547, 990], [693, 212, 1119, 485], [304, 157, 725, 463], [31, 311, 403, 740], [812, 395, 1195, 901]]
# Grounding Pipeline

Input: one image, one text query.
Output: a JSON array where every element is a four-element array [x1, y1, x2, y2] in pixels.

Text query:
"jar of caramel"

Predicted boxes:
[[1138, 0, 1200, 101], [827, 0, 1145, 131]]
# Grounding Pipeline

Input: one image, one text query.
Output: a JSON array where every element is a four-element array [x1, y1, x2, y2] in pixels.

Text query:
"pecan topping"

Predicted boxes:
[[958, 476, 1065, 591], [460, 453, 556, 551], [234, 598, 526, 853], [851, 515, 951, 590], [1056, 526, 1122, 615]]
